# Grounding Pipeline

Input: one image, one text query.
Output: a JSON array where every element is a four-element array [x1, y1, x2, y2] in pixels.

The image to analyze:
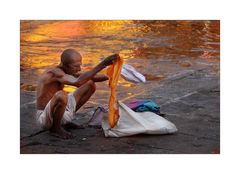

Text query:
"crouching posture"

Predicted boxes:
[[36, 49, 119, 139]]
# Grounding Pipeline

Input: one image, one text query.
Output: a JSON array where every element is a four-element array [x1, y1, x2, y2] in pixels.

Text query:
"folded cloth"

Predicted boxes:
[[121, 64, 146, 83], [127, 99, 160, 115], [102, 101, 177, 137]]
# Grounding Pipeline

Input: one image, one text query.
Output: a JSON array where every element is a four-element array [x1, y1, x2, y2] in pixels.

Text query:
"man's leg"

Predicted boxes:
[[63, 80, 96, 129], [73, 80, 96, 112], [49, 90, 73, 139]]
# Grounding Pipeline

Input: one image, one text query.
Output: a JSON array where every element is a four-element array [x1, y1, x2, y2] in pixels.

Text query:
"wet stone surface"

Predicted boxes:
[[20, 67, 220, 154]]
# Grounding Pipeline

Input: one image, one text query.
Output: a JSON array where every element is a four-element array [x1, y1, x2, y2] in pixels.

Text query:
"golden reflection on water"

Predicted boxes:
[[20, 20, 220, 93], [21, 21, 87, 42], [63, 85, 77, 93]]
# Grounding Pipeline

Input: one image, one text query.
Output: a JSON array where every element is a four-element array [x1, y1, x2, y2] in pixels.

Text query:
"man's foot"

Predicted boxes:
[[49, 127, 74, 139], [63, 122, 85, 130]]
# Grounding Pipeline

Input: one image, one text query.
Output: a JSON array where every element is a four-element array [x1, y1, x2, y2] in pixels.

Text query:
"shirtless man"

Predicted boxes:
[[36, 48, 119, 139]]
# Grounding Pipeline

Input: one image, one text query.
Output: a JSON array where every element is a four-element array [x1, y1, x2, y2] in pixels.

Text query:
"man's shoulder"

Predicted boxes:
[[47, 67, 65, 78]]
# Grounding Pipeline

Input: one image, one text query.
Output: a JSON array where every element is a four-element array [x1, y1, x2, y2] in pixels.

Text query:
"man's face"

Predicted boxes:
[[64, 55, 82, 75]]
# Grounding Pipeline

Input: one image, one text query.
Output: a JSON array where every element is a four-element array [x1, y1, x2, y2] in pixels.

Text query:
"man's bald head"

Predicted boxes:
[[61, 49, 82, 65]]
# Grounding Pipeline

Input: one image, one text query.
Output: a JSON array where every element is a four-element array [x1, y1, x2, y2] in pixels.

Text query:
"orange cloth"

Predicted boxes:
[[106, 57, 124, 128]]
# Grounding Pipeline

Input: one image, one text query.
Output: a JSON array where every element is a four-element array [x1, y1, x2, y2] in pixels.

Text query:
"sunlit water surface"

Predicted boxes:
[[20, 20, 220, 102]]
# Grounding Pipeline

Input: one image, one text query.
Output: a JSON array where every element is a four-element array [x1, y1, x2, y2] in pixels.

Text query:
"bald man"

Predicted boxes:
[[36, 49, 120, 139]]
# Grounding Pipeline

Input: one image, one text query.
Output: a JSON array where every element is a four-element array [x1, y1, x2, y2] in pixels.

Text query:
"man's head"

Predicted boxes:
[[60, 49, 82, 75]]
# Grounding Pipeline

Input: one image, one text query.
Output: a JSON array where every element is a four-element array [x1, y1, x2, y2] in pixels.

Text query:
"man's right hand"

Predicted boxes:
[[102, 54, 120, 67]]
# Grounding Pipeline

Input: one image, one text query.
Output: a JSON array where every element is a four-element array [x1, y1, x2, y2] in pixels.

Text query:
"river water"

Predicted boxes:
[[20, 20, 220, 94]]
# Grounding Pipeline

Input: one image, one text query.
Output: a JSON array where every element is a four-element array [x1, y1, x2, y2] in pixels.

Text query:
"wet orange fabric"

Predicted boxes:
[[106, 57, 124, 128]]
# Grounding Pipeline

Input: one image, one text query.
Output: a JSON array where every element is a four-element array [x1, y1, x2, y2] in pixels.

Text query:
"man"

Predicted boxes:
[[36, 48, 119, 139]]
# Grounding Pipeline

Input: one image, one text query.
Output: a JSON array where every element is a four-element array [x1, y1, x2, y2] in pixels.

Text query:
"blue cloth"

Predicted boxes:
[[127, 100, 160, 115]]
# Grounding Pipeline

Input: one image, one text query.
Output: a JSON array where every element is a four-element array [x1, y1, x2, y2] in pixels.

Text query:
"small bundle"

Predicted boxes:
[[121, 64, 146, 83]]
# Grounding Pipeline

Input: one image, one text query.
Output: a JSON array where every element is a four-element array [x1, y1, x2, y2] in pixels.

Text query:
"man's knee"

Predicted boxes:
[[55, 90, 68, 106], [86, 80, 96, 92]]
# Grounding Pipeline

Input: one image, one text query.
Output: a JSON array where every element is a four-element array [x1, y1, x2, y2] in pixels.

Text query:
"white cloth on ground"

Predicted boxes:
[[121, 64, 146, 83], [102, 101, 177, 137], [35, 92, 77, 129]]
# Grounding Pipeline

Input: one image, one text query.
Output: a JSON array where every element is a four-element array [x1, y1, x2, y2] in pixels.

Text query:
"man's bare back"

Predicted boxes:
[[37, 68, 67, 110]]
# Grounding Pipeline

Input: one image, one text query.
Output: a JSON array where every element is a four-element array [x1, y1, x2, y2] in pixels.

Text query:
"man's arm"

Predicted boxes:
[[92, 74, 109, 82], [56, 54, 119, 87], [73, 73, 108, 83], [73, 62, 107, 86], [56, 63, 106, 87], [74, 72, 108, 82]]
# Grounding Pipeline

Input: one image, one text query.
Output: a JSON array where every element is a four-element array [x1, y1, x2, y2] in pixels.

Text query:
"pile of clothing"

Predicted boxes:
[[126, 99, 161, 115], [87, 63, 177, 137]]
